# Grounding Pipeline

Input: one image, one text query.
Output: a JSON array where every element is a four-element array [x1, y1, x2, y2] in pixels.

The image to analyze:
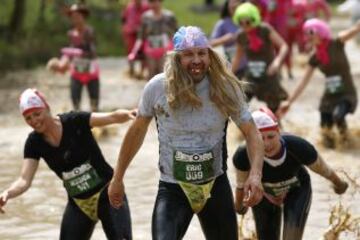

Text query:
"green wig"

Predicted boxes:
[[232, 2, 261, 27]]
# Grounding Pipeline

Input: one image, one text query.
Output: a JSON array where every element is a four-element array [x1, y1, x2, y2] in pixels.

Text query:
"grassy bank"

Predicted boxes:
[[0, 0, 219, 71]]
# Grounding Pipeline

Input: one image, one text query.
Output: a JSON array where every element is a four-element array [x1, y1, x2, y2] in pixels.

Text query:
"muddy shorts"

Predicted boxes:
[[319, 92, 357, 114], [246, 76, 288, 112]]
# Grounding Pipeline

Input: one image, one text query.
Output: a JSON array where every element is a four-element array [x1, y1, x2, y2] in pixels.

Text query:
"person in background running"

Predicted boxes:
[[338, 0, 360, 45], [248, 0, 270, 21], [283, 0, 307, 80], [305, 0, 331, 21], [121, 0, 149, 79], [232, 2, 288, 114], [277, 19, 360, 148], [128, 0, 178, 80], [210, 0, 247, 80], [233, 108, 348, 240], [108, 26, 264, 240], [48, 4, 100, 112], [0, 88, 135, 240]]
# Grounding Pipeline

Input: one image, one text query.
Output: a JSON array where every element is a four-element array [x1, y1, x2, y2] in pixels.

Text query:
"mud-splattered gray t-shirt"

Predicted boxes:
[[138, 73, 252, 183]]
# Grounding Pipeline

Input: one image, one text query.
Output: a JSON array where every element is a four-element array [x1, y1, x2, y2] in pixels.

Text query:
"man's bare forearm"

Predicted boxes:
[[113, 117, 151, 181]]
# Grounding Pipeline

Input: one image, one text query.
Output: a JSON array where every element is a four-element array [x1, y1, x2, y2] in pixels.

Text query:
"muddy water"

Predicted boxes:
[[1, 47, 360, 239]]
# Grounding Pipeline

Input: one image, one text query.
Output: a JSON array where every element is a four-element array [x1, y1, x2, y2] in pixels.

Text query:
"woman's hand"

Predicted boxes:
[[128, 52, 137, 62], [0, 190, 9, 213], [46, 57, 69, 74], [113, 109, 137, 122], [125, 109, 137, 121], [115, 108, 137, 122], [90, 108, 137, 127], [333, 179, 348, 195]]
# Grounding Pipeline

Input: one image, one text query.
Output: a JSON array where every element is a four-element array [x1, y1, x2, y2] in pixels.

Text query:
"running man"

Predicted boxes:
[[108, 26, 264, 240], [233, 108, 348, 240], [0, 88, 135, 240]]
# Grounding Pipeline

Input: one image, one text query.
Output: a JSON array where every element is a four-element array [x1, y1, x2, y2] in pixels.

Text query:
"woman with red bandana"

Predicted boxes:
[[233, 108, 348, 240], [232, 2, 288, 114], [278, 19, 360, 148], [0, 89, 135, 239]]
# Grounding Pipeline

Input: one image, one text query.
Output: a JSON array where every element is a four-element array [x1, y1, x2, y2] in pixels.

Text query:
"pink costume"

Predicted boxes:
[[305, 0, 331, 20], [121, 0, 149, 54], [252, 0, 271, 22], [267, 0, 291, 38], [284, 0, 307, 68], [66, 27, 100, 85]]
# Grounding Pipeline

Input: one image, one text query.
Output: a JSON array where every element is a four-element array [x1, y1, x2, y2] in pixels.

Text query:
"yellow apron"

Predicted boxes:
[[73, 190, 102, 222], [173, 150, 216, 213], [178, 180, 215, 213], [62, 162, 104, 221]]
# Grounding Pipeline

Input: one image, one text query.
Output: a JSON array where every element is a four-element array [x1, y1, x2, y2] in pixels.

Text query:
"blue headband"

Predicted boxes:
[[173, 26, 209, 51]]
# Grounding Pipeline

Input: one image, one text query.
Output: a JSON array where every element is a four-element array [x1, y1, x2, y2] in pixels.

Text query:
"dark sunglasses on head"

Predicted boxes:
[[239, 19, 253, 26], [305, 29, 316, 36]]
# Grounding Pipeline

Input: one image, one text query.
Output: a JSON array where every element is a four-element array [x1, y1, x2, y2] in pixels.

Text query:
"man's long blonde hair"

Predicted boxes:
[[164, 48, 247, 117]]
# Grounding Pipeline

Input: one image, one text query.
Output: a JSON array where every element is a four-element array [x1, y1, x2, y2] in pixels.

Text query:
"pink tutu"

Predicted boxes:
[[70, 60, 100, 84], [61, 47, 83, 58], [143, 40, 173, 59]]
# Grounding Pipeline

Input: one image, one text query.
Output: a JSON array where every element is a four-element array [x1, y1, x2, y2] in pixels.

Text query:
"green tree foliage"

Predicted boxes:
[[0, 0, 125, 71]]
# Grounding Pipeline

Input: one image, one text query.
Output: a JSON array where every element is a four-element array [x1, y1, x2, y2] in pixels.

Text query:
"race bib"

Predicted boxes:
[[62, 162, 103, 197], [224, 46, 237, 62], [325, 75, 344, 94], [263, 176, 300, 197], [173, 150, 215, 184], [73, 58, 91, 73], [148, 34, 169, 48], [248, 61, 266, 78]]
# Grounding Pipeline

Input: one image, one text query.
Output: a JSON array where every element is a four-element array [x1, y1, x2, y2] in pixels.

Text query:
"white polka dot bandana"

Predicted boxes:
[[19, 88, 49, 115]]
